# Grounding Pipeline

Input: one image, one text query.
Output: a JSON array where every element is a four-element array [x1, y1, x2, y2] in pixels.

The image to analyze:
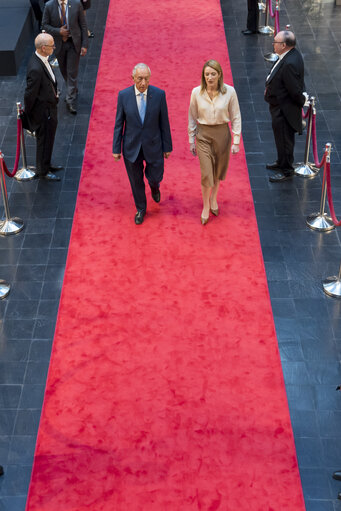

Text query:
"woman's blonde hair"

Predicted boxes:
[[200, 60, 226, 94]]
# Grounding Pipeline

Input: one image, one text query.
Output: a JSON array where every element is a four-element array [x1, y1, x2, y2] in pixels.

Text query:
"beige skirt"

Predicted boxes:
[[196, 123, 231, 188]]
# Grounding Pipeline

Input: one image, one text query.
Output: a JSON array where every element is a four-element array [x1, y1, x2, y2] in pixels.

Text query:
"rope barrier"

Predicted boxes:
[[268, 0, 275, 18], [311, 113, 326, 169], [326, 161, 341, 226], [2, 118, 22, 178], [302, 104, 311, 120]]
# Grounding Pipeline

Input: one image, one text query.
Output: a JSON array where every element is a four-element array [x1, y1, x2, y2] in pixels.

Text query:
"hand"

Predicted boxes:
[[80, 47, 87, 57], [60, 25, 69, 37], [190, 143, 196, 156], [113, 153, 121, 161], [163, 152, 171, 159], [231, 144, 240, 154]]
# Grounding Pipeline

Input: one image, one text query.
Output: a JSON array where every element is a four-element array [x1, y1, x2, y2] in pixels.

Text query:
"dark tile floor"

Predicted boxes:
[[0, 0, 341, 509], [220, 0, 341, 509], [0, 1, 109, 509]]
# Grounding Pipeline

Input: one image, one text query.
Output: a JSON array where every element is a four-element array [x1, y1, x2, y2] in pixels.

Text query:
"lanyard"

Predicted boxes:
[[58, 2, 69, 26]]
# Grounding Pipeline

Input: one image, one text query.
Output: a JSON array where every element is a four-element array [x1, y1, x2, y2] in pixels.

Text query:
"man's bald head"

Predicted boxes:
[[34, 33, 55, 57]]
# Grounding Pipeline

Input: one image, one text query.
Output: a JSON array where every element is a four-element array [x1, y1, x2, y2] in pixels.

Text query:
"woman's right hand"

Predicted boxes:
[[190, 143, 197, 156]]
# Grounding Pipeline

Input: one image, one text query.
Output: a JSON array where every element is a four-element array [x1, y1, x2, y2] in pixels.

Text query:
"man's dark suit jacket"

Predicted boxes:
[[264, 47, 305, 134], [24, 53, 59, 130], [113, 85, 172, 163], [42, 0, 88, 56]]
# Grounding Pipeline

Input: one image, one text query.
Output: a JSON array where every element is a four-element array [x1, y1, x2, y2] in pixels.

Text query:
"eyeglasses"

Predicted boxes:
[[44, 44, 56, 48], [272, 41, 285, 45]]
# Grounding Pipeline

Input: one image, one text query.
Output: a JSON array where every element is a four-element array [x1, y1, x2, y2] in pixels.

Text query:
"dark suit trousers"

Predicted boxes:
[[56, 39, 80, 105], [35, 108, 58, 176], [247, 0, 259, 31], [270, 105, 296, 174], [124, 147, 164, 212]]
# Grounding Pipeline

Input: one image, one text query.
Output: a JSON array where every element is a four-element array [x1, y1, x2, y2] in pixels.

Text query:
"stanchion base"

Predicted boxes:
[[295, 162, 319, 178], [14, 166, 36, 181], [264, 52, 279, 63], [323, 277, 341, 298], [0, 217, 24, 235], [306, 213, 335, 232], [0, 280, 10, 299], [259, 25, 274, 34]]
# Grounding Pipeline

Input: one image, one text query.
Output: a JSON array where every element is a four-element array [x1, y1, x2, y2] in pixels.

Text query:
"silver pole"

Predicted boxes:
[[258, 1, 266, 12], [295, 97, 319, 178], [0, 280, 10, 299], [306, 143, 335, 231], [14, 102, 36, 181], [0, 152, 24, 235], [259, 0, 274, 34], [323, 262, 341, 298]]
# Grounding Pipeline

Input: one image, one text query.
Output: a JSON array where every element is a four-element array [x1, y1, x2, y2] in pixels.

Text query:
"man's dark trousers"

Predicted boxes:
[[270, 105, 295, 174], [124, 147, 164, 213], [35, 107, 58, 176], [247, 0, 259, 32]]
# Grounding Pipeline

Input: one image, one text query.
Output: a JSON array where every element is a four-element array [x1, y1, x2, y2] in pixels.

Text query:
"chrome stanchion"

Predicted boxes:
[[0, 152, 24, 235], [306, 143, 335, 232], [295, 97, 319, 178], [323, 262, 341, 298], [0, 280, 10, 299], [264, 0, 280, 61], [14, 103, 36, 181], [259, 0, 274, 34], [258, 1, 266, 12], [50, 57, 59, 68]]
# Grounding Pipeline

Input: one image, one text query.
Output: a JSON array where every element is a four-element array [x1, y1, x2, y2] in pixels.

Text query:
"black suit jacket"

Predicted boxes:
[[264, 47, 305, 134], [24, 54, 59, 130], [42, 0, 88, 55]]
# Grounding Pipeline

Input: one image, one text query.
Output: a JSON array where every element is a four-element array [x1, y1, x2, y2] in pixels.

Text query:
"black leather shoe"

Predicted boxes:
[[135, 211, 145, 225], [269, 172, 294, 183], [49, 165, 63, 172], [151, 188, 161, 203], [266, 161, 280, 170], [41, 172, 61, 181], [242, 29, 259, 35], [66, 103, 77, 115], [0, 465, 4, 476], [338, 492, 341, 500], [333, 471, 341, 481]]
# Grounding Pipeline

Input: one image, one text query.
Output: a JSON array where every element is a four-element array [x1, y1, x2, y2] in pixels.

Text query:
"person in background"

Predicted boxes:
[[81, 0, 94, 38], [242, 0, 259, 35], [188, 59, 241, 225]]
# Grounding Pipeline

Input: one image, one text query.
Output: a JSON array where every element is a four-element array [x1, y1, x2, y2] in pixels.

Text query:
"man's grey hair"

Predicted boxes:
[[132, 63, 151, 77], [35, 33, 53, 49], [282, 31, 296, 47]]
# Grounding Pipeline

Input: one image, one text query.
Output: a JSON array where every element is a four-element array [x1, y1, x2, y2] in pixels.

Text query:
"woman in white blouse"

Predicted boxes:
[[188, 60, 241, 225]]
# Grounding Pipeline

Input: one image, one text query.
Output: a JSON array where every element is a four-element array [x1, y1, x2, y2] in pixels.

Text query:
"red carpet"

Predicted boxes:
[[26, 0, 306, 509]]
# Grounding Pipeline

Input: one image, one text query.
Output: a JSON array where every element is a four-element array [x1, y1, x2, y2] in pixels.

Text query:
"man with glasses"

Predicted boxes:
[[264, 31, 305, 182], [24, 33, 61, 181]]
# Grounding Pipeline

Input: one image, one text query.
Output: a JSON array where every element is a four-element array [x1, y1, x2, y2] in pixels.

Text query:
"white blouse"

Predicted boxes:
[[188, 84, 241, 145]]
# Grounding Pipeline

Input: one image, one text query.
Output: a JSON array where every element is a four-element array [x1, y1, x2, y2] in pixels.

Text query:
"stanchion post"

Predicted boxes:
[[0, 152, 24, 235], [14, 102, 36, 181], [295, 96, 319, 178], [323, 262, 341, 298], [0, 280, 10, 299], [263, 0, 279, 61], [259, 0, 274, 34], [306, 143, 335, 232]]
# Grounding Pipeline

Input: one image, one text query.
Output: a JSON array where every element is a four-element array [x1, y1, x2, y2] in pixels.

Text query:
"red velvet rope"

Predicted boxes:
[[302, 104, 311, 120], [311, 113, 326, 169], [1, 118, 22, 178], [275, 9, 280, 33], [268, 0, 275, 18], [326, 161, 341, 226]]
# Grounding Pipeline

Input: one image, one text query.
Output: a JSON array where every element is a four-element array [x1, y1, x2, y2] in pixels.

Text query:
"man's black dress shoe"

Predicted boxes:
[[242, 29, 259, 35], [333, 471, 341, 481], [338, 492, 341, 500], [266, 161, 280, 170], [49, 165, 63, 172], [135, 211, 145, 225], [151, 188, 161, 203], [0, 465, 4, 476], [40, 172, 61, 181], [66, 103, 77, 115], [269, 172, 294, 183]]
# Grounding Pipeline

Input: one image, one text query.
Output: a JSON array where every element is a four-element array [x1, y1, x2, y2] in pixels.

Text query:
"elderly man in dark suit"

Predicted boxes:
[[24, 33, 61, 181], [264, 30, 306, 182], [42, 0, 88, 114], [112, 63, 172, 225]]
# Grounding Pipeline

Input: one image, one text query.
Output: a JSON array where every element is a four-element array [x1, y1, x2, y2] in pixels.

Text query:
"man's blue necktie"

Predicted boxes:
[[139, 92, 146, 123]]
